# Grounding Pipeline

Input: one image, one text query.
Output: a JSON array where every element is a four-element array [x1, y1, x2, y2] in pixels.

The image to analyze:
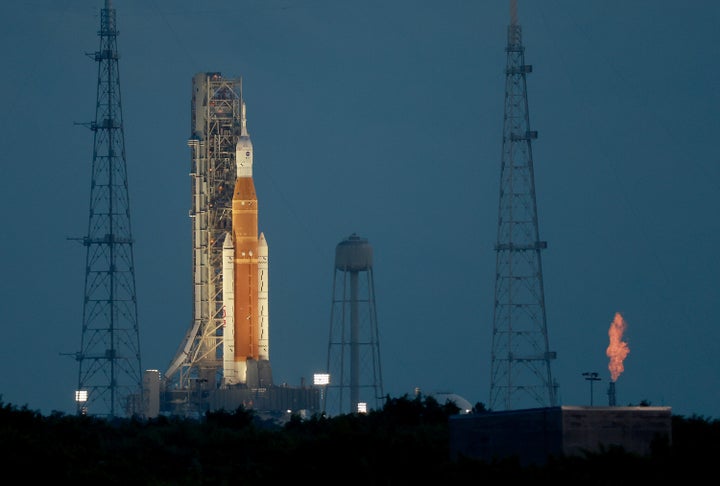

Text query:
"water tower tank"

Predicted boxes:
[[335, 233, 373, 271]]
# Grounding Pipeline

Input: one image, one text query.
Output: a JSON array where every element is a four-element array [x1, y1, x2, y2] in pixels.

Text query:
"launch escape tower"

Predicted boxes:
[[73, 0, 143, 418], [488, 0, 558, 411], [325, 234, 384, 416], [164, 73, 245, 407]]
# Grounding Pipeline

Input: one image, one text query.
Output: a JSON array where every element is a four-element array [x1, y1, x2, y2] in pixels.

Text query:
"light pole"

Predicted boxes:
[[582, 372, 601, 406], [313, 373, 330, 415], [75, 389, 88, 416]]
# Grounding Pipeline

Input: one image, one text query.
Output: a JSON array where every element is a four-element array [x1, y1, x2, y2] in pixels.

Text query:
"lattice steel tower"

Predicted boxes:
[[163, 73, 245, 409], [74, 0, 143, 418], [489, 0, 558, 411], [325, 234, 384, 416]]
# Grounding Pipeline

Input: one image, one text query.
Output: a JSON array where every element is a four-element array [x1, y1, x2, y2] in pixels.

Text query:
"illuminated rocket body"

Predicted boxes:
[[223, 99, 272, 386], [222, 234, 239, 384], [258, 232, 269, 360], [232, 106, 258, 367]]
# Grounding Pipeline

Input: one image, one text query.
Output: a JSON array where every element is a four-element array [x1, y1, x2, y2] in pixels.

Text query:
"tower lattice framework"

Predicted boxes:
[[164, 73, 243, 403], [74, 0, 143, 418], [489, 1, 558, 411], [325, 234, 384, 416]]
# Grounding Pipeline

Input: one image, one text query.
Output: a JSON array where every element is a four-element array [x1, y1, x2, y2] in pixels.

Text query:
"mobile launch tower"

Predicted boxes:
[[161, 73, 316, 416], [488, 0, 558, 411], [72, 0, 143, 418], [164, 73, 246, 397], [163, 72, 273, 403]]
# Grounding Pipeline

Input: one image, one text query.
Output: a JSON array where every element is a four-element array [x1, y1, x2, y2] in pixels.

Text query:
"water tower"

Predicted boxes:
[[324, 234, 384, 416]]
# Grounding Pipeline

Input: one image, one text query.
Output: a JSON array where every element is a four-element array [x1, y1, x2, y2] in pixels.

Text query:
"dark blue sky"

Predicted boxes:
[[1, 0, 718, 418]]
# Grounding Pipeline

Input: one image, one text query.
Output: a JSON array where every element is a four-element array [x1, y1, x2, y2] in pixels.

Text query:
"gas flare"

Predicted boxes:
[[606, 312, 630, 382]]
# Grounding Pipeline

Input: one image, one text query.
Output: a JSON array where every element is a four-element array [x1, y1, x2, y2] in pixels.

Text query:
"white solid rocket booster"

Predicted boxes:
[[258, 231, 269, 361], [222, 233, 238, 385]]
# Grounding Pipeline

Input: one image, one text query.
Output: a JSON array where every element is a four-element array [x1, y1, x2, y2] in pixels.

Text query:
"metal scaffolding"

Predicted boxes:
[[164, 73, 243, 412]]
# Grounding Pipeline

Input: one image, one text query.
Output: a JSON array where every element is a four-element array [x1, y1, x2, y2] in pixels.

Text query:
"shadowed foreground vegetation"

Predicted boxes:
[[1, 395, 718, 484]]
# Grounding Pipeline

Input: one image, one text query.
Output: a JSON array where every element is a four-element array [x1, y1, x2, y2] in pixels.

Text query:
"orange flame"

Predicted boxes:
[[606, 312, 630, 382]]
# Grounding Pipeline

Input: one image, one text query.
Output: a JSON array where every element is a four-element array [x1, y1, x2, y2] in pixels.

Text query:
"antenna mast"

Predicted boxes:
[[73, 0, 143, 418], [489, 0, 558, 411]]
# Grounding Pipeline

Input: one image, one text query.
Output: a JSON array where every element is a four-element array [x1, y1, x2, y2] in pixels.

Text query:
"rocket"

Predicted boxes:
[[222, 98, 271, 387]]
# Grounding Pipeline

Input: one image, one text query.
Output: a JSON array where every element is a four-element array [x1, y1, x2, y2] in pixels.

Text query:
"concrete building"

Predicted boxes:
[[450, 406, 672, 465]]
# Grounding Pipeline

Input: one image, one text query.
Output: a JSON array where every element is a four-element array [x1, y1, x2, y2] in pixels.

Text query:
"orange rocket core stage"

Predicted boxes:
[[232, 177, 259, 362]]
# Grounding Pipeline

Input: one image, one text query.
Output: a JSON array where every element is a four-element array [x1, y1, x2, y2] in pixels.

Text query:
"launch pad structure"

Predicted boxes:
[[155, 72, 318, 417], [164, 72, 243, 391]]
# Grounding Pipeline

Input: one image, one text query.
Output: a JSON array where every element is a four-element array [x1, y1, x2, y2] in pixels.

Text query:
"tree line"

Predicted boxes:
[[0, 394, 717, 484]]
